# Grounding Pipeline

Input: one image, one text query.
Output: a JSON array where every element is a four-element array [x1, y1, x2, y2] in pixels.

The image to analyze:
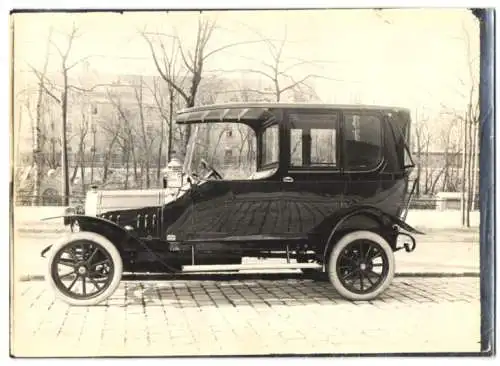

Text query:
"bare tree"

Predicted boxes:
[[29, 23, 93, 205], [146, 76, 186, 182], [89, 123, 97, 184], [437, 114, 462, 193], [442, 24, 479, 227], [412, 109, 431, 196], [28, 27, 53, 205], [69, 101, 89, 194], [211, 24, 332, 102], [133, 77, 158, 189], [105, 89, 139, 188], [142, 16, 263, 148]]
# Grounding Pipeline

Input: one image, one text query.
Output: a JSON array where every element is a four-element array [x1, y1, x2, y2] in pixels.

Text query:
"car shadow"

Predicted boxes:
[[100, 272, 405, 308]]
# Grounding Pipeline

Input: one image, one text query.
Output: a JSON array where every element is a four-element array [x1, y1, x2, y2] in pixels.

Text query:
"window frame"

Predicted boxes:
[[342, 110, 385, 173], [286, 109, 341, 173]]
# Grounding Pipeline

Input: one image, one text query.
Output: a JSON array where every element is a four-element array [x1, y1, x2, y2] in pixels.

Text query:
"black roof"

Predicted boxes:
[[175, 102, 410, 124]]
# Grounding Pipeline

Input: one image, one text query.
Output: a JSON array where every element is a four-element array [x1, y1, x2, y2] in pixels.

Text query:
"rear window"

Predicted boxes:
[[343, 113, 383, 171]]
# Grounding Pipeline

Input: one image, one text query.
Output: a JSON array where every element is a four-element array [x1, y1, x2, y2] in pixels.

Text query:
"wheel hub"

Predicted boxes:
[[359, 263, 367, 271], [77, 266, 87, 275]]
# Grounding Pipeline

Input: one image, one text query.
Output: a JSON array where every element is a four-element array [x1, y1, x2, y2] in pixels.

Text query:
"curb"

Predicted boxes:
[[18, 271, 480, 283]]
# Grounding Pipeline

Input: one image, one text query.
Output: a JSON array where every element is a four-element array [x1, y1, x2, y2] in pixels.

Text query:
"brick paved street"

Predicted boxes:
[[11, 276, 480, 356]]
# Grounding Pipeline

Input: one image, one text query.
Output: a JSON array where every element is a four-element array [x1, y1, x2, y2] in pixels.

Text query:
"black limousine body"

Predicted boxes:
[[41, 103, 421, 305]]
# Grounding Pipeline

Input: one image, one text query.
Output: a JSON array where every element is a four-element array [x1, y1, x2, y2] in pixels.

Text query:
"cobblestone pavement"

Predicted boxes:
[[11, 276, 480, 357]]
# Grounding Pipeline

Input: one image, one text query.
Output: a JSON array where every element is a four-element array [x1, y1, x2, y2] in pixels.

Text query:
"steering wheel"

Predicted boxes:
[[200, 158, 223, 180]]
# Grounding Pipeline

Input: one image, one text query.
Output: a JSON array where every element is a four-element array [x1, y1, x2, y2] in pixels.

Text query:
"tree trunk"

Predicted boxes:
[[156, 117, 165, 185], [167, 90, 174, 162], [32, 30, 52, 205], [470, 123, 478, 210], [124, 147, 130, 190], [103, 154, 110, 183], [465, 120, 473, 227], [103, 137, 118, 183], [415, 133, 421, 196], [441, 145, 449, 192], [156, 138, 164, 185], [460, 117, 468, 227], [70, 160, 79, 183], [80, 148, 85, 193], [32, 83, 44, 206], [131, 142, 138, 185], [430, 167, 445, 195], [423, 142, 430, 194], [61, 73, 70, 206], [90, 132, 96, 184], [137, 77, 150, 189]]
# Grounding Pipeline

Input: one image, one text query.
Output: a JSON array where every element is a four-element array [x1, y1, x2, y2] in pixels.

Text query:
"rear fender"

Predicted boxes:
[[40, 215, 145, 257], [320, 205, 423, 264]]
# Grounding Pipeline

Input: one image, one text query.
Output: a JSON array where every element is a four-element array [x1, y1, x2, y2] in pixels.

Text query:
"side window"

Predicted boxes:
[[289, 112, 338, 168], [344, 113, 383, 170], [262, 125, 279, 166]]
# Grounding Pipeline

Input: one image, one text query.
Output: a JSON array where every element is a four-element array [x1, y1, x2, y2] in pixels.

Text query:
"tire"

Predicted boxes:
[[46, 231, 123, 306], [327, 230, 395, 301]]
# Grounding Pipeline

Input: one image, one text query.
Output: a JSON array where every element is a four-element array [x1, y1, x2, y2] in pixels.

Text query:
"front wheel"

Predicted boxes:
[[46, 232, 123, 306], [328, 230, 395, 301]]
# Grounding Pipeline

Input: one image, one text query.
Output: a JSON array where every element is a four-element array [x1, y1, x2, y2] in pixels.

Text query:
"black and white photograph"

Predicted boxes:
[[8, 6, 494, 357]]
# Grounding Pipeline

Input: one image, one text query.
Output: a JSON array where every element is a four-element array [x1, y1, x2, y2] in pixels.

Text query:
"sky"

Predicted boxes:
[[12, 8, 479, 118]]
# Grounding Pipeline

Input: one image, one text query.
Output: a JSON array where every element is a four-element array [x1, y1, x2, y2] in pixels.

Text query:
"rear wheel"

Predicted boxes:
[[327, 230, 395, 301], [46, 232, 123, 306]]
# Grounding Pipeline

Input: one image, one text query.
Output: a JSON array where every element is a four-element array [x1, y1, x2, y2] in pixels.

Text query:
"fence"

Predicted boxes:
[[14, 194, 85, 207]]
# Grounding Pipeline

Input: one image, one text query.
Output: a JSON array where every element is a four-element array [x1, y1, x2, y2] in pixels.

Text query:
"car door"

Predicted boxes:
[[173, 120, 284, 241], [280, 109, 346, 237]]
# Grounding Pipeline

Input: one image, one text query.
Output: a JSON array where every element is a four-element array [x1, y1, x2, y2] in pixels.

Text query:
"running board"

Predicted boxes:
[[182, 263, 322, 272]]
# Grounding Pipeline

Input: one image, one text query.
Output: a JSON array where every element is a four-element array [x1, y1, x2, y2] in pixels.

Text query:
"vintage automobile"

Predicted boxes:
[[41, 103, 421, 306]]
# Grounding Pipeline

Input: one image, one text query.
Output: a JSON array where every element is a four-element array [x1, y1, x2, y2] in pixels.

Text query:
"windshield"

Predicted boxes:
[[183, 122, 274, 180]]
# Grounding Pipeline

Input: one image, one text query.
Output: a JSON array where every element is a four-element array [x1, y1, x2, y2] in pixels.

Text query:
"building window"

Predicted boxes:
[[224, 148, 234, 166], [146, 124, 155, 136], [226, 130, 233, 138]]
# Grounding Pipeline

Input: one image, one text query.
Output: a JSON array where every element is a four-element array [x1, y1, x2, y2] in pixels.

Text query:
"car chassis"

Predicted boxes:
[[41, 103, 421, 306]]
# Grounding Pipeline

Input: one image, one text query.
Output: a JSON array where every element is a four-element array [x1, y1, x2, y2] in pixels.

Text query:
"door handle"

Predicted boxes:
[[282, 176, 294, 183]]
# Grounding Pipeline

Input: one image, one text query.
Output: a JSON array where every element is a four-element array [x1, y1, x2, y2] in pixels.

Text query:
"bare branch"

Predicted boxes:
[[68, 83, 123, 93], [208, 68, 275, 81], [28, 64, 62, 104], [141, 31, 190, 102], [203, 39, 267, 61], [66, 54, 95, 71], [216, 88, 275, 96], [279, 59, 325, 75], [278, 75, 315, 95], [50, 39, 64, 58]]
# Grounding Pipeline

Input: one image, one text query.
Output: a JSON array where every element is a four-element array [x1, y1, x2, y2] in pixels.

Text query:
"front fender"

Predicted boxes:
[[41, 214, 145, 256]]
